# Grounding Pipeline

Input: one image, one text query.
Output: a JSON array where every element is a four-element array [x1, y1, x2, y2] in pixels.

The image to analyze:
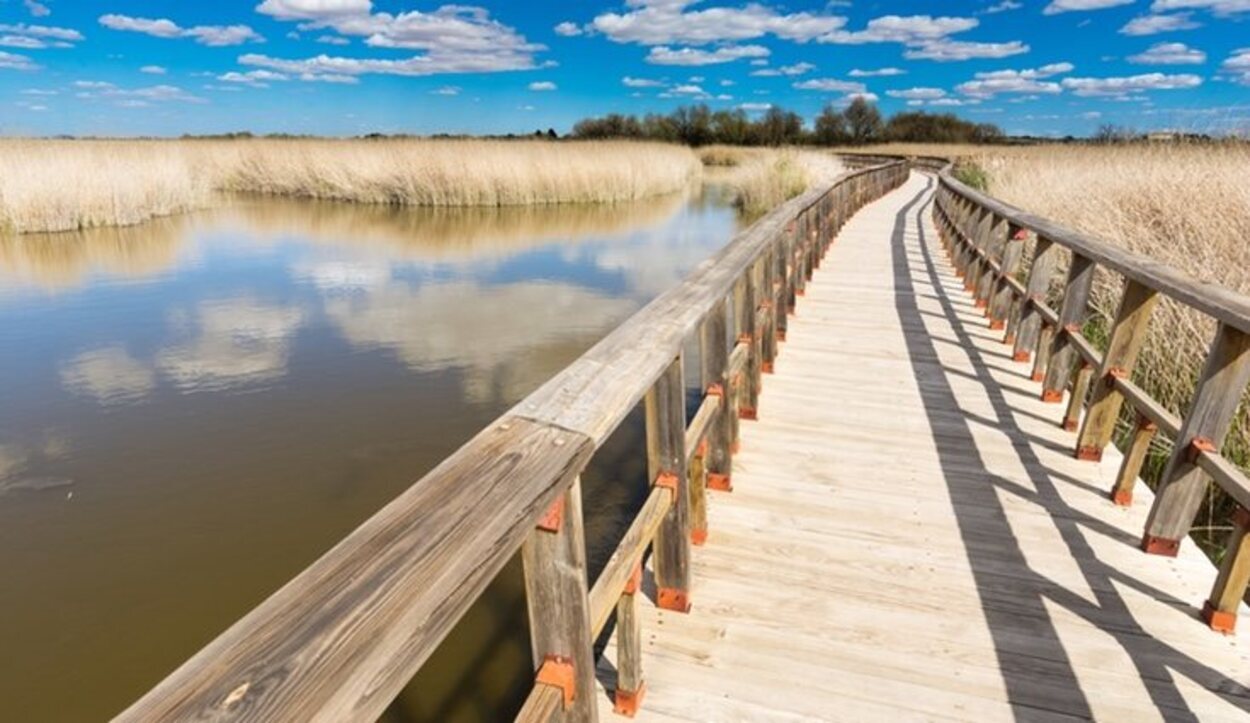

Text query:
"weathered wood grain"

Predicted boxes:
[[116, 418, 594, 723]]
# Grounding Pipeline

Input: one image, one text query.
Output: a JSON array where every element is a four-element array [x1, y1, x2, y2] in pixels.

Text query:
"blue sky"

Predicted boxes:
[[0, 0, 1247, 138]]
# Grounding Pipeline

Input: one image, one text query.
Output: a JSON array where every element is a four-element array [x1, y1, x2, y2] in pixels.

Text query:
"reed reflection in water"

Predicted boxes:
[[0, 185, 740, 722]]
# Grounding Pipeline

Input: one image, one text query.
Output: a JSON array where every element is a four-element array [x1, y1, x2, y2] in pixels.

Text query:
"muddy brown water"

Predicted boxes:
[[0, 188, 742, 721]]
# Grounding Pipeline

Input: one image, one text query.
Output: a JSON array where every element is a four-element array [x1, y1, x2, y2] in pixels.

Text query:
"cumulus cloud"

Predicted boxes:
[[792, 78, 867, 93], [76, 83, 206, 104], [1151, 0, 1250, 15], [98, 14, 263, 46], [955, 62, 1074, 97], [590, 1, 847, 46], [554, 21, 583, 37], [239, 5, 544, 77], [645, 44, 769, 66], [983, 1, 1024, 12], [819, 15, 977, 44], [622, 76, 664, 87], [750, 61, 814, 77], [1222, 48, 1250, 85], [905, 40, 1029, 61], [1060, 72, 1203, 96], [431, 85, 460, 95], [0, 50, 40, 70], [1128, 42, 1206, 64], [849, 67, 905, 77], [1120, 12, 1202, 34], [886, 87, 947, 100], [60, 346, 156, 404], [1043, 0, 1134, 14], [24, 0, 50, 18], [528, 80, 557, 91], [140, 64, 166, 74], [0, 22, 82, 48]]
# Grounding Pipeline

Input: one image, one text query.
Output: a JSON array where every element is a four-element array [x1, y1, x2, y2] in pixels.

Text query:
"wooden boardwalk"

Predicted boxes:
[[596, 173, 1250, 721]]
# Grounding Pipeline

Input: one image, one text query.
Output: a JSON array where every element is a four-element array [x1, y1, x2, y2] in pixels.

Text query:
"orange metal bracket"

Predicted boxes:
[[1141, 534, 1180, 557], [657, 587, 691, 613], [1013, 350, 1031, 363], [1186, 436, 1218, 464], [654, 471, 679, 498], [536, 495, 565, 533], [1075, 445, 1102, 462], [614, 682, 646, 717], [988, 319, 1005, 331], [706, 383, 724, 399], [707, 473, 732, 492], [1202, 601, 1237, 635], [535, 655, 577, 709], [1110, 488, 1133, 507], [1041, 389, 1064, 403], [1106, 366, 1128, 388]]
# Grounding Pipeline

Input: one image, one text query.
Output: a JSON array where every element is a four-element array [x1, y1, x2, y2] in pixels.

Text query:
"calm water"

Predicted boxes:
[[0, 188, 741, 721]]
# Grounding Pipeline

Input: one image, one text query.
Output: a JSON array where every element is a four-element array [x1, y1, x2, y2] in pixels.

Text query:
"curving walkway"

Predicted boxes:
[[595, 172, 1250, 721]]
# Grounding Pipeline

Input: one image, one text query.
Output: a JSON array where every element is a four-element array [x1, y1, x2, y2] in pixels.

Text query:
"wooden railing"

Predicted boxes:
[[116, 161, 909, 722], [931, 165, 1250, 635]]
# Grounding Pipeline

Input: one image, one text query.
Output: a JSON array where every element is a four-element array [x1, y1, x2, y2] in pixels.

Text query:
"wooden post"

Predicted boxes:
[[977, 215, 1008, 310], [701, 299, 733, 489], [991, 225, 1026, 333], [688, 442, 708, 545], [1013, 236, 1058, 364], [613, 563, 644, 715], [646, 356, 692, 610], [736, 262, 763, 419], [1063, 361, 1094, 432], [1143, 325, 1250, 556], [522, 477, 597, 723], [966, 207, 988, 294], [1032, 322, 1055, 384], [1076, 279, 1160, 461], [760, 248, 778, 374], [1203, 507, 1250, 634], [1041, 253, 1096, 403], [1110, 413, 1157, 506]]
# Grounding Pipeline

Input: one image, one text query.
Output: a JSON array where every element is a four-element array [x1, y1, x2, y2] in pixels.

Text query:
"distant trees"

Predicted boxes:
[[571, 100, 1004, 147]]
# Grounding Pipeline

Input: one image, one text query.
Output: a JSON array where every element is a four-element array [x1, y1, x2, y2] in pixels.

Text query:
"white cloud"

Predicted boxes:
[[1060, 72, 1203, 96], [793, 77, 867, 93], [905, 40, 1029, 61], [591, 1, 847, 46], [1120, 13, 1203, 33], [819, 15, 977, 44], [218, 70, 288, 87], [528, 80, 557, 91], [622, 76, 664, 87], [927, 98, 980, 106], [1222, 48, 1250, 85], [24, 0, 50, 18], [956, 62, 1073, 96], [1044, 0, 1134, 14], [431, 85, 460, 95], [645, 44, 769, 66], [1081, 111, 1103, 118], [983, 1, 1024, 12], [554, 21, 583, 37], [157, 299, 305, 392], [20, 88, 56, 95], [98, 15, 263, 46], [0, 50, 39, 70], [739, 102, 772, 111], [140, 65, 166, 74], [1151, 0, 1250, 14], [77, 83, 206, 104], [255, 0, 373, 21], [1128, 42, 1206, 64], [750, 61, 814, 77], [61, 347, 156, 404], [849, 67, 905, 77], [316, 34, 350, 45], [886, 87, 947, 100], [670, 83, 706, 94], [0, 22, 82, 48], [240, 6, 543, 77]]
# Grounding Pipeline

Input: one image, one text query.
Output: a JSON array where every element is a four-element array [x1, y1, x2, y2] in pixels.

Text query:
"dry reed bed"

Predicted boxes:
[[0, 139, 703, 234], [973, 144, 1250, 466], [698, 145, 844, 217]]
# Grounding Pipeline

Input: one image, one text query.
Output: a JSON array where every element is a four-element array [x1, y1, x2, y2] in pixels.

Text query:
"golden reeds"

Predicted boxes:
[[0, 139, 703, 234]]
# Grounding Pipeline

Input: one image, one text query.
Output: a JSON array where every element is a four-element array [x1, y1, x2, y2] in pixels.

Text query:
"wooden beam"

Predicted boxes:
[[587, 487, 670, 637], [522, 475, 597, 723], [613, 563, 645, 716], [1203, 507, 1250, 634], [1042, 253, 1096, 403], [1013, 236, 1059, 365], [1109, 413, 1158, 507], [1143, 325, 1250, 555], [990, 225, 1026, 333], [1076, 279, 1160, 461], [115, 418, 594, 723], [1063, 361, 1094, 433], [516, 684, 563, 723], [646, 355, 692, 611]]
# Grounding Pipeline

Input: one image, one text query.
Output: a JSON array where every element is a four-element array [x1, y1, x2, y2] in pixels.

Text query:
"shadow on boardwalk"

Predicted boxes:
[[892, 175, 1250, 720]]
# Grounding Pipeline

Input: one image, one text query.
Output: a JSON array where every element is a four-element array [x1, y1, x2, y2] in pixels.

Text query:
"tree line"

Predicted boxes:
[[572, 98, 1005, 146]]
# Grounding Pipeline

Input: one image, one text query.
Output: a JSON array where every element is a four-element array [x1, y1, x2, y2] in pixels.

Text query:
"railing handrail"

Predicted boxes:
[[117, 159, 909, 722], [925, 150, 1250, 637]]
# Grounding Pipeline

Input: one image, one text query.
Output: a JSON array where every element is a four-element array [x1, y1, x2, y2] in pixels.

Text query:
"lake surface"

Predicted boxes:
[[0, 188, 742, 721]]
